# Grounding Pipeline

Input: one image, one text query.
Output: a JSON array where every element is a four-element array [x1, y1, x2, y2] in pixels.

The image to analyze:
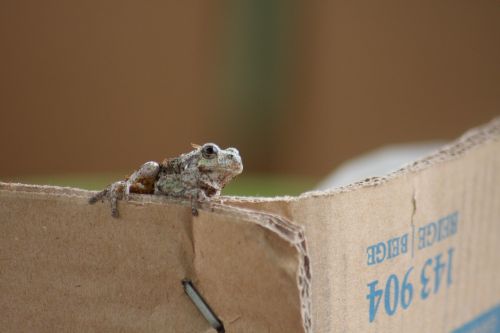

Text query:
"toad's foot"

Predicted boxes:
[[188, 190, 211, 217], [191, 206, 199, 216], [89, 180, 127, 218]]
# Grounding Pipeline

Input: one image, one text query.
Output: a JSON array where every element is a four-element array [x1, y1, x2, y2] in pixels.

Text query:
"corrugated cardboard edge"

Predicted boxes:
[[209, 203, 312, 332], [0, 182, 312, 333], [221, 116, 500, 205]]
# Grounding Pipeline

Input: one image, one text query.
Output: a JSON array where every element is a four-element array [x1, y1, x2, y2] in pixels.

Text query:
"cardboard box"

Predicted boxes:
[[1, 118, 499, 332]]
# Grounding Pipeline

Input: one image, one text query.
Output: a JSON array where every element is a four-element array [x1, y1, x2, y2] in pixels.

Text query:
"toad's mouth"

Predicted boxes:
[[218, 154, 243, 174], [227, 158, 243, 174], [216, 163, 243, 175]]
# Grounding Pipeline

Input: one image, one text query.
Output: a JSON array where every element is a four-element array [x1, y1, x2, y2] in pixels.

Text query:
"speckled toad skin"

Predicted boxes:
[[89, 143, 243, 217]]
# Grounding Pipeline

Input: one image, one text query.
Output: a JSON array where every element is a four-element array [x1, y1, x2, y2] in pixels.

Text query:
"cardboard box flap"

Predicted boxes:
[[0, 183, 311, 332], [225, 117, 500, 332]]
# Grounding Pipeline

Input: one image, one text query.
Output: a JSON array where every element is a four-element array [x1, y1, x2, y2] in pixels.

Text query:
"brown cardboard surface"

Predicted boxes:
[[227, 117, 500, 332], [0, 185, 310, 332], [0, 188, 207, 332], [1, 117, 499, 332]]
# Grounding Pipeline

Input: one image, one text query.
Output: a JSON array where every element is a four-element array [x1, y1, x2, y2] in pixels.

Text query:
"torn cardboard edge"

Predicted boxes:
[[222, 116, 500, 204], [0, 181, 312, 333]]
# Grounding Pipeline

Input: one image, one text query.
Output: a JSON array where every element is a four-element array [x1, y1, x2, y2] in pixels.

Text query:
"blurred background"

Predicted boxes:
[[0, 1, 499, 196]]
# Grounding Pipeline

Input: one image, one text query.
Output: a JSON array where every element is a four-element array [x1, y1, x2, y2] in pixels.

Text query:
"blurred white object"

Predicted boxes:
[[316, 142, 446, 190]]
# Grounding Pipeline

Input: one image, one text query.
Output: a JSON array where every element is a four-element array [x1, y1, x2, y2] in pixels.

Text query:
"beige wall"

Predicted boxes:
[[275, 1, 499, 175], [1, 1, 498, 177], [0, 1, 222, 176]]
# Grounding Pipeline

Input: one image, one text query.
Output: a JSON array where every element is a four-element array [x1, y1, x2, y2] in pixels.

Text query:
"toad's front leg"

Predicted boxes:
[[89, 180, 127, 217], [89, 161, 160, 218], [187, 179, 221, 216], [184, 188, 211, 217]]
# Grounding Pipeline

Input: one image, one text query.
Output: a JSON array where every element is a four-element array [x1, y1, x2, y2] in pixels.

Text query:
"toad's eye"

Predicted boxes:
[[201, 144, 219, 159]]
